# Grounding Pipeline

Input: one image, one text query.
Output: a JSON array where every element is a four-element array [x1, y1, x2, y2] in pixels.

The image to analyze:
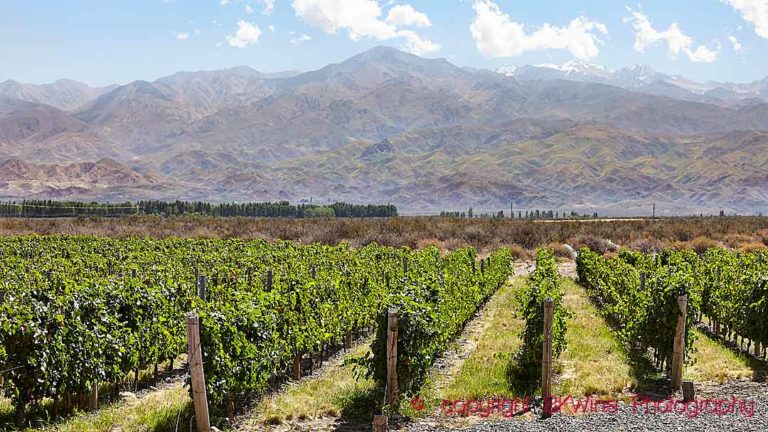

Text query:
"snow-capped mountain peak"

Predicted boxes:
[[494, 60, 768, 105], [497, 61, 614, 80]]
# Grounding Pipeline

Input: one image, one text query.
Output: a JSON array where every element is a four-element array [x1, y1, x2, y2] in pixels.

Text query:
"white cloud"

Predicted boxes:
[[259, 0, 276, 14], [222, 0, 272, 14], [176, 32, 190, 40], [728, 34, 744, 51], [291, 0, 440, 54], [227, 20, 263, 47], [386, 4, 431, 27], [624, 8, 717, 63], [398, 29, 440, 54], [268, 24, 276, 32], [292, 0, 396, 40], [291, 33, 312, 45], [722, 0, 768, 38], [470, 0, 607, 60]]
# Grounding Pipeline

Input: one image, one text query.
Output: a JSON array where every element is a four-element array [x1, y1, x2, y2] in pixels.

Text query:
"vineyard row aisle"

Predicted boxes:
[[399, 260, 768, 432]]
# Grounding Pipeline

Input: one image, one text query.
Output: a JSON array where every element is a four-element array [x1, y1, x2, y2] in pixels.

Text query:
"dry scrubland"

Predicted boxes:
[[1, 216, 767, 257]]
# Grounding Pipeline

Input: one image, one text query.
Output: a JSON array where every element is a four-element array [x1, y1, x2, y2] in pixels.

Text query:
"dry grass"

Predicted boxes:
[[548, 242, 576, 259], [722, 233, 757, 248], [627, 237, 664, 253], [756, 229, 768, 244], [737, 241, 768, 252], [504, 244, 532, 261], [685, 330, 765, 383], [245, 341, 376, 428], [30, 383, 191, 432], [684, 236, 722, 254], [415, 238, 446, 252], [568, 235, 618, 254], [0, 216, 766, 253]]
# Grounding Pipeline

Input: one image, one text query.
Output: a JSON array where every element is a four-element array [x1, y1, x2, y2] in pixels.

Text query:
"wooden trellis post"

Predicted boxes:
[[345, 331, 353, 350], [385, 308, 399, 408], [372, 414, 388, 432], [671, 295, 688, 389], [186, 312, 211, 432], [292, 355, 302, 380], [88, 382, 98, 411], [542, 298, 554, 418]]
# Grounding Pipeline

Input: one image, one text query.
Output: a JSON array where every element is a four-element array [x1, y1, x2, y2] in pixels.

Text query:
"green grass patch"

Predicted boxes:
[[438, 277, 527, 400], [30, 384, 191, 432], [244, 340, 377, 428], [555, 279, 637, 397], [686, 329, 767, 383]]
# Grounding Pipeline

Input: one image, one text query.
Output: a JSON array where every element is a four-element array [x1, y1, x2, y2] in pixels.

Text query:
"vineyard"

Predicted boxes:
[[0, 236, 512, 429], [576, 247, 768, 374], [1, 235, 767, 431]]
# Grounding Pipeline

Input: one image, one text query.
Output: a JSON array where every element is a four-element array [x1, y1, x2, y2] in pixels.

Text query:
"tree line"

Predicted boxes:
[[0, 200, 398, 218]]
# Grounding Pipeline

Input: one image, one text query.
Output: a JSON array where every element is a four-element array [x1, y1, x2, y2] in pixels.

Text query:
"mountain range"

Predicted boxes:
[[497, 61, 768, 108], [1, 46, 767, 215]]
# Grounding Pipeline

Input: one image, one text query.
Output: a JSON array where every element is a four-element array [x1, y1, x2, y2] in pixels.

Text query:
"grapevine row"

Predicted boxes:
[[576, 248, 700, 370], [0, 236, 512, 426], [518, 248, 568, 369], [362, 247, 514, 405]]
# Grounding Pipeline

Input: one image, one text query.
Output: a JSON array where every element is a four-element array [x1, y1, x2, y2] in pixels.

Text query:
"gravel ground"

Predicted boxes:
[[397, 381, 768, 432], [514, 262, 535, 277]]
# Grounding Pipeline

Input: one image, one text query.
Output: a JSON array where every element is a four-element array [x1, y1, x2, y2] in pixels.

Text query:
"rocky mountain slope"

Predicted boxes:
[[0, 47, 767, 215]]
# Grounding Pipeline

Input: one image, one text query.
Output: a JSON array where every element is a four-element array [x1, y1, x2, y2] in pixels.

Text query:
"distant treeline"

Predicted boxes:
[[0, 200, 398, 218]]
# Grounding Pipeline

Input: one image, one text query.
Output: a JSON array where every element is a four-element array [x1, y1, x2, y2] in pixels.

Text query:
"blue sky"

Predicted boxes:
[[1, 0, 767, 86]]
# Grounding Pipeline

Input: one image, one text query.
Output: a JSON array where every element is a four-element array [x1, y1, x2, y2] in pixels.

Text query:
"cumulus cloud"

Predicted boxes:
[[399, 29, 440, 54], [386, 4, 431, 27], [722, 0, 768, 38], [227, 20, 263, 47], [728, 34, 744, 51], [469, 0, 607, 60], [291, 0, 440, 54], [624, 8, 717, 63]]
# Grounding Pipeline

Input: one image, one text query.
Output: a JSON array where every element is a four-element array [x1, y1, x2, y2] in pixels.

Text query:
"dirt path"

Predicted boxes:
[[516, 260, 576, 279], [514, 261, 534, 277], [556, 261, 577, 279]]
